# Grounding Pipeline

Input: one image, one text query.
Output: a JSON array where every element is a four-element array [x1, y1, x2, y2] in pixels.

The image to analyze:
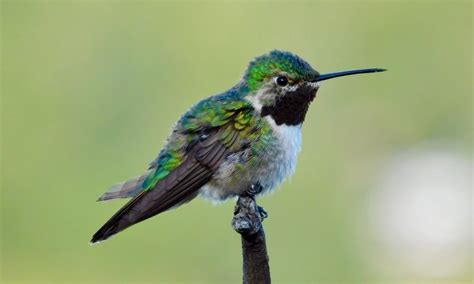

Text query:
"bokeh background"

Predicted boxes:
[[1, 1, 472, 283]]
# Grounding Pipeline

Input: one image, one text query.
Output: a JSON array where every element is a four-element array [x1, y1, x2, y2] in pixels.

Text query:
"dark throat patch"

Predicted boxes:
[[260, 84, 317, 126]]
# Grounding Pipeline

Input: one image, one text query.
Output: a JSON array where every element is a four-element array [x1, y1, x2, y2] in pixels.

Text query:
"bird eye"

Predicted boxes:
[[275, 76, 288, 86]]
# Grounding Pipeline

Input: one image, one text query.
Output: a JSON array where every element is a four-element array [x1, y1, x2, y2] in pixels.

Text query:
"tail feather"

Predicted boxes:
[[91, 128, 231, 244], [91, 191, 149, 244], [97, 172, 151, 201], [90, 163, 212, 244]]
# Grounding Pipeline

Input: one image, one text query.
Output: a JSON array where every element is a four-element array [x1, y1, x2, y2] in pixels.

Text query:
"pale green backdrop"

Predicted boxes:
[[1, 1, 472, 283]]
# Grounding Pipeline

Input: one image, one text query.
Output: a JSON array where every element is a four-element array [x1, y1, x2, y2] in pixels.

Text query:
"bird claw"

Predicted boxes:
[[257, 206, 268, 220]]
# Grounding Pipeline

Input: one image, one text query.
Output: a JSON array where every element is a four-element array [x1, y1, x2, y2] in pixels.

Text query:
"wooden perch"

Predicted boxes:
[[232, 184, 271, 284]]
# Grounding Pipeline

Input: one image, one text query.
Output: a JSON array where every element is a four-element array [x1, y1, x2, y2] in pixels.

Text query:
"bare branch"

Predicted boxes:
[[232, 186, 271, 284]]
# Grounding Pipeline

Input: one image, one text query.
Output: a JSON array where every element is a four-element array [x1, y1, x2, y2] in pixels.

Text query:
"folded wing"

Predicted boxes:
[[91, 126, 241, 243]]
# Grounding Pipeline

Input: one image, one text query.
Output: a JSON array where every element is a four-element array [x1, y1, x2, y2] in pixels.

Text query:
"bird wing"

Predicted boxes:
[[91, 94, 255, 243], [97, 93, 253, 201]]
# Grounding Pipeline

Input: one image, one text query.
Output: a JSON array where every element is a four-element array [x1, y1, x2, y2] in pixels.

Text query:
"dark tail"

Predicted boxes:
[[90, 164, 212, 243], [91, 134, 228, 243], [91, 191, 148, 244], [90, 187, 201, 244]]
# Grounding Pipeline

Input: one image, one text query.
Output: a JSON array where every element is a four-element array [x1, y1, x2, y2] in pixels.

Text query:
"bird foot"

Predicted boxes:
[[257, 206, 268, 220], [232, 183, 269, 235]]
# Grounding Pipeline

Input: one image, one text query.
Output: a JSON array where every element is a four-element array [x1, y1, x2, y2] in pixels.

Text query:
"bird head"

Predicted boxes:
[[241, 50, 385, 126]]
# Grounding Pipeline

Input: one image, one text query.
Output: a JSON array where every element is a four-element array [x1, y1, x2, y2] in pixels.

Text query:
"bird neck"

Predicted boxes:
[[244, 84, 317, 126]]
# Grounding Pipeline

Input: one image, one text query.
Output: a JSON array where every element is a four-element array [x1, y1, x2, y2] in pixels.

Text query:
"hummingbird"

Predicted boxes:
[[91, 50, 385, 243]]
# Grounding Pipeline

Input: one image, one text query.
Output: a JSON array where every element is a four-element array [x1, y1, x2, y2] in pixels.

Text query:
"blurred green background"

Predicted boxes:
[[1, 1, 471, 283]]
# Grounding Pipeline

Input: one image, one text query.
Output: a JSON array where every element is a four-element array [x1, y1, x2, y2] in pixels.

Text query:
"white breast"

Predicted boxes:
[[244, 93, 304, 193], [266, 117, 303, 180]]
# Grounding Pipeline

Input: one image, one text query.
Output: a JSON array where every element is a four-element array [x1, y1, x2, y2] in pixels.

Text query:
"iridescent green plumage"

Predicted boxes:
[[98, 50, 317, 203], [142, 91, 261, 192], [92, 88, 275, 242], [92, 50, 385, 243], [92, 50, 318, 243], [246, 50, 319, 91], [142, 90, 271, 194]]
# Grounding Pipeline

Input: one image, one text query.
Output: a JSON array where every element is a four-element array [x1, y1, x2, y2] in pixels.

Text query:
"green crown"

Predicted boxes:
[[244, 50, 319, 91]]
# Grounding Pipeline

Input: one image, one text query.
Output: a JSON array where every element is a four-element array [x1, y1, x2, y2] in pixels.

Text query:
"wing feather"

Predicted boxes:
[[91, 128, 235, 243], [92, 94, 255, 243]]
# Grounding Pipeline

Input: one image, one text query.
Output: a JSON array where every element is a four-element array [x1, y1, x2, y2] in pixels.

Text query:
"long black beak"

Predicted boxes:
[[315, 68, 386, 82]]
